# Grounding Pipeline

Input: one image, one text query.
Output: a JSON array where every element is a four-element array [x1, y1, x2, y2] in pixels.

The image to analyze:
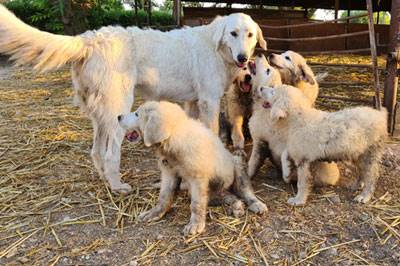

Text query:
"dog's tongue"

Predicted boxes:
[[125, 131, 139, 142], [241, 82, 251, 93]]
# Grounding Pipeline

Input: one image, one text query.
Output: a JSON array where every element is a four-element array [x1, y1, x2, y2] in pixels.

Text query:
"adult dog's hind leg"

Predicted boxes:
[[198, 99, 220, 135]]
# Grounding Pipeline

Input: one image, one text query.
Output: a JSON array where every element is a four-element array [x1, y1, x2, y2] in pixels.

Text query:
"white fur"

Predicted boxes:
[[247, 54, 339, 186], [0, 5, 266, 192], [261, 85, 388, 205]]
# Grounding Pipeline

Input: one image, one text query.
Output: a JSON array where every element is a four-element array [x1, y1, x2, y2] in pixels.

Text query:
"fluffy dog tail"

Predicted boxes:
[[0, 5, 91, 72]]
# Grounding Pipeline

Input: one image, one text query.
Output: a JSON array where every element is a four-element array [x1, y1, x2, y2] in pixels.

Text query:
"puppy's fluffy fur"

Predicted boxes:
[[226, 64, 254, 149], [119, 101, 267, 235], [261, 85, 387, 205], [269, 50, 319, 104], [248, 54, 339, 186]]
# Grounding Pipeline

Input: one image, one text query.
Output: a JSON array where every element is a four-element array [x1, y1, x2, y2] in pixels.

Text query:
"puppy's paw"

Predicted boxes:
[[354, 193, 372, 204], [248, 200, 268, 214], [138, 208, 165, 222], [231, 200, 245, 218], [287, 197, 306, 206], [111, 182, 132, 194], [183, 221, 205, 236]]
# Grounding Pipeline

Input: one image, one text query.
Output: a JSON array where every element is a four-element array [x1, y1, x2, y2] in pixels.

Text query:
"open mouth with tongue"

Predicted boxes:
[[239, 81, 252, 93], [262, 101, 271, 109], [125, 130, 140, 142]]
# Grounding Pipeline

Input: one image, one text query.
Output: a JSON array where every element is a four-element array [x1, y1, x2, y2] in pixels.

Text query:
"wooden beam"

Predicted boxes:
[[335, 0, 340, 22], [383, 0, 400, 134], [366, 0, 382, 110]]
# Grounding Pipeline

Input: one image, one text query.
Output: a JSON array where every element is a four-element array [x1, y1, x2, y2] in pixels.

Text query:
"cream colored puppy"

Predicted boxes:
[[226, 64, 254, 149], [260, 85, 387, 205], [118, 101, 266, 235], [248, 54, 339, 186], [269, 50, 319, 104]]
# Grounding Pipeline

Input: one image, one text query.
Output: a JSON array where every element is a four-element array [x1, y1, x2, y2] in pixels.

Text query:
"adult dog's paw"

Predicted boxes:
[[138, 208, 165, 222], [183, 221, 205, 236], [287, 197, 306, 206], [248, 200, 268, 214]]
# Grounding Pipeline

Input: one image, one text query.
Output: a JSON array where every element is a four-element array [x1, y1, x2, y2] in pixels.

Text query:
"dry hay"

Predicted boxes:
[[0, 55, 399, 265]]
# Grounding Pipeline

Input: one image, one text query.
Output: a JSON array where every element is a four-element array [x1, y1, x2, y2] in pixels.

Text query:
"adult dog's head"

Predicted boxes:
[[268, 50, 315, 85], [118, 101, 186, 147], [213, 13, 267, 68]]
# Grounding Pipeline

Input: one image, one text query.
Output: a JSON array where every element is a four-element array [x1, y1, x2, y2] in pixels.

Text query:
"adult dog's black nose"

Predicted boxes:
[[117, 115, 122, 122], [244, 74, 252, 83], [237, 54, 247, 63]]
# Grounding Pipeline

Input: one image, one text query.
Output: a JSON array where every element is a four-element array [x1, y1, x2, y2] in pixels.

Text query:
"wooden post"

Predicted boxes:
[[383, 0, 400, 134], [134, 0, 139, 26], [334, 0, 339, 22], [366, 0, 382, 110], [173, 0, 182, 27]]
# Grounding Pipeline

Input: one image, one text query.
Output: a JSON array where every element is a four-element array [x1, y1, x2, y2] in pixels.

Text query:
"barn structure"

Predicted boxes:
[[170, 0, 399, 135]]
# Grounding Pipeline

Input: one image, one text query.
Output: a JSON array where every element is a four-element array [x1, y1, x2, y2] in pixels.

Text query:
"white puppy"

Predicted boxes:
[[260, 85, 387, 205], [0, 5, 267, 192], [248, 54, 339, 187], [118, 101, 267, 235]]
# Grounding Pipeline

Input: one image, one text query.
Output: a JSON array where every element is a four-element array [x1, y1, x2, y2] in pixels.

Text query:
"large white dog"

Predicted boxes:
[[0, 5, 266, 192]]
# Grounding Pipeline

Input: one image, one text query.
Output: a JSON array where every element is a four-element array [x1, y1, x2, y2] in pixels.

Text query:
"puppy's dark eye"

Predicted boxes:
[[243, 67, 247, 70], [248, 32, 253, 38], [135, 112, 138, 117], [230, 31, 238, 37], [285, 56, 291, 61], [266, 69, 270, 74]]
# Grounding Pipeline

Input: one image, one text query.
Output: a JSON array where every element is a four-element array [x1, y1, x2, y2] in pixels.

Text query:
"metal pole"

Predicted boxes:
[[383, 0, 400, 134], [366, 0, 382, 110]]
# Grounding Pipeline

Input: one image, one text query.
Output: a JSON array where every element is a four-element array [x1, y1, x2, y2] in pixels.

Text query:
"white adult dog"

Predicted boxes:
[[0, 5, 267, 192]]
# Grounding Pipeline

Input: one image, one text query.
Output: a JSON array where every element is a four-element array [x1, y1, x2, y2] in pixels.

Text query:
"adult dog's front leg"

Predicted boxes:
[[198, 99, 220, 135], [184, 178, 208, 236], [288, 161, 313, 206], [139, 166, 178, 222]]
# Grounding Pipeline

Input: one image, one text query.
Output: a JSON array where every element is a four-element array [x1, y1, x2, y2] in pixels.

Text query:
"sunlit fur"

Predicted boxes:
[[269, 50, 319, 104], [118, 101, 267, 235], [248, 54, 340, 186], [261, 85, 387, 205], [0, 5, 266, 192]]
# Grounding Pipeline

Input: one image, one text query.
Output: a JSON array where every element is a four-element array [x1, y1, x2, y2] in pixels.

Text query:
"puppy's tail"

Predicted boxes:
[[315, 72, 328, 83], [0, 5, 91, 72]]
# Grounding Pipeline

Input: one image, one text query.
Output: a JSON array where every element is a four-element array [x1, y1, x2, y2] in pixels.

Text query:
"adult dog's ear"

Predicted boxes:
[[142, 111, 171, 147], [212, 16, 226, 51], [256, 24, 267, 51], [297, 64, 315, 85]]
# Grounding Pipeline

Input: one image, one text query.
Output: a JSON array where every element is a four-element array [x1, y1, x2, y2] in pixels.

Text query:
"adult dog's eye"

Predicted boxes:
[[230, 31, 238, 37], [266, 69, 270, 74], [285, 56, 291, 61], [248, 32, 253, 38], [135, 112, 138, 117]]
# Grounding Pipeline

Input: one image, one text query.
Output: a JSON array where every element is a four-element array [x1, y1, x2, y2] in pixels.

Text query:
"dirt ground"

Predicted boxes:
[[0, 56, 399, 265]]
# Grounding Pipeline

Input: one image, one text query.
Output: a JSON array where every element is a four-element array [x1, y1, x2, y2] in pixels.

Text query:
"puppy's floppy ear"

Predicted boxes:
[[297, 64, 315, 85], [256, 24, 267, 51], [142, 110, 171, 147], [212, 16, 226, 51], [270, 104, 287, 122]]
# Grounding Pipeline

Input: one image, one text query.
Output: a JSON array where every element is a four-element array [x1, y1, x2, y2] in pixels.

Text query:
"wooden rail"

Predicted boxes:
[[265, 30, 369, 42]]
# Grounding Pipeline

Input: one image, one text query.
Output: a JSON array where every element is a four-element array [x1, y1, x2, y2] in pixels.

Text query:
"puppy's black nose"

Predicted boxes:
[[117, 115, 122, 122], [244, 74, 252, 83], [237, 54, 248, 63]]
